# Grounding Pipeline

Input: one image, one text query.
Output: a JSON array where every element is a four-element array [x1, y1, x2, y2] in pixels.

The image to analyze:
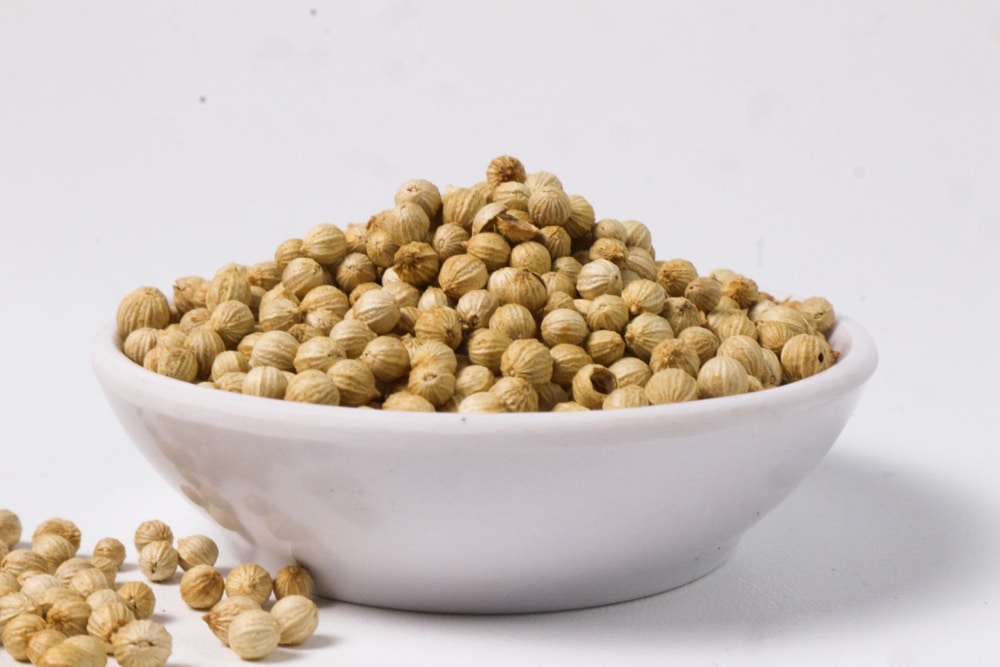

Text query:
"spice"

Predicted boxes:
[[113, 155, 839, 412]]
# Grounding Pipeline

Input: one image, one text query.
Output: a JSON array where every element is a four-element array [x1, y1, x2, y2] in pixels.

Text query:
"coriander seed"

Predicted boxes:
[[112, 619, 173, 667], [225, 563, 273, 606], [180, 564, 225, 610], [270, 594, 319, 646]]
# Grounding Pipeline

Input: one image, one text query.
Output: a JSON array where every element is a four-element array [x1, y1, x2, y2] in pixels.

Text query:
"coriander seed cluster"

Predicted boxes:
[[116, 155, 839, 412], [0, 509, 320, 665]]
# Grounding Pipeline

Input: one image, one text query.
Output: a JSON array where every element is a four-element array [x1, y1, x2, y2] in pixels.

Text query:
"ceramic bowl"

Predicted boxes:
[[92, 317, 876, 613]]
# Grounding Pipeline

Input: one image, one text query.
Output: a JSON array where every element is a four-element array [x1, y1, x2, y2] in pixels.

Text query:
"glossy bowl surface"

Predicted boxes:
[[92, 318, 877, 613]]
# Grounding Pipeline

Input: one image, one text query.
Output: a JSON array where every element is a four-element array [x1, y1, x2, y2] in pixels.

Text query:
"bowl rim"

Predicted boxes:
[[92, 317, 878, 439]]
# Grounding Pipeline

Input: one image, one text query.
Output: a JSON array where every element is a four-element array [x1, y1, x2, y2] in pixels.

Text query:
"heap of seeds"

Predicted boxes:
[[115, 155, 839, 412], [0, 509, 319, 664]]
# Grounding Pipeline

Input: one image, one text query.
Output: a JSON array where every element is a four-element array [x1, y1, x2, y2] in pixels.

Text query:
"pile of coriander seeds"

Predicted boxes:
[[116, 155, 839, 413], [0, 509, 320, 665]]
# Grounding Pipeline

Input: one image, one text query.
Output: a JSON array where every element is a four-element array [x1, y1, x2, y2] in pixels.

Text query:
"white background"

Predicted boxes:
[[2, 1, 999, 665]]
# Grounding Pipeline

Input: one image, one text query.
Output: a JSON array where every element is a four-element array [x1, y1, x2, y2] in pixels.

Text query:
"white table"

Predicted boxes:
[[2, 2, 998, 664]]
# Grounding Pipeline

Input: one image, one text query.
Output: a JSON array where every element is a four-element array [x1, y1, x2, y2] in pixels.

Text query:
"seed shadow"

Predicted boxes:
[[332, 444, 1000, 646]]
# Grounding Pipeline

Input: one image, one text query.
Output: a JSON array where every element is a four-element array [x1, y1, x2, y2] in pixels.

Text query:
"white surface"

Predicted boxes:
[[1, 1, 998, 664]]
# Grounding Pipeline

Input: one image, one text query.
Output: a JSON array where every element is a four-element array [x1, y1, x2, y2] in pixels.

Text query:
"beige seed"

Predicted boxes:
[[442, 186, 487, 229], [87, 557, 118, 588], [2, 549, 50, 577], [549, 343, 593, 389], [624, 312, 674, 361], [247, 261, 282, 291], [491, 180, 531, 210], [794, 296, 837, 334], [455, 289, 499, 331], [489, 376, 539, 413], [684, 276, 723, 312], [563, 193, 595, 239], [0, 571, 17, 596], [242, 365, 289, 399], [273, 566, 315, 600], [0, 591, 39, 631], [116, 287, 171, 338], [225, 563, 273, 606], [270, 594, 319, 646], [206, 264, 252, 310], [576, 259, 623, 299], [86, 588, 120, 609], [301, 222, 347, 266], [116, 581, 156, 620], [500, 338, 554, 388], [227, 608, 281, 660], [406, 362, 457, 407], [137, 541, 177, 583], [488, 302, 537, 341], [607, 356, 652, 389], [393, 241, 440, 287], [697, 356, 750, 398], [465, 232, 512, 271], [46, 597, 92, 636], [508, 241, 552, 275], [208, 300, 256, 347], [414, 306, 464, 350], [150, 345, 197, 383], [91, 537, 126, 570], [437, 253, 490, 298], [430, 223, 470, 260], [584, 330, 626, 366], [86, 599, 136, 644], [527, 186, 571, 227], [487, 267, 548, 312], [394, 178, 443, 218], [176, 534, 219, 571], [454, 364, 496, 399], [780, 333, 836, 382], [327, 359, 380, 407], [621, 278, 666, 316], [603, 385, 650, 410], [351, 289, 401, 335], [37, 636, 107, 667], [656, 258, 698, 297], [285, 369, 341, 405], [172, 275, 209, 313], [249, 330, 300, 372], [458, 392, 508, 413], [644, 369, 699, 405], [551, 401, 589, 412], [180, 564, 225, 610], [466, 328, 512, 374], [53, 557, 94, 586], [677, 326, 721, 364], [209, 350, 250, 381], [660, 297, 701, 335], [571, 364, 617, 410], [122, 328, 160, 366], [540, 308, 589, 347], [202, 596, 261, 646], [717, 334, 766, 380], [722, 274, 759, 309], [383, 391, 437, 412], [25, 628, 67, 665], [649, 338, 701, 378], [112, 619, 172, 667], [584, 294, 630, 332], [31, 533, 76, 571]]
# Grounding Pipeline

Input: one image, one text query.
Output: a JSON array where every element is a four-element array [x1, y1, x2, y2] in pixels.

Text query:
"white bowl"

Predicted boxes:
[[92, 318, 877, 613]]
